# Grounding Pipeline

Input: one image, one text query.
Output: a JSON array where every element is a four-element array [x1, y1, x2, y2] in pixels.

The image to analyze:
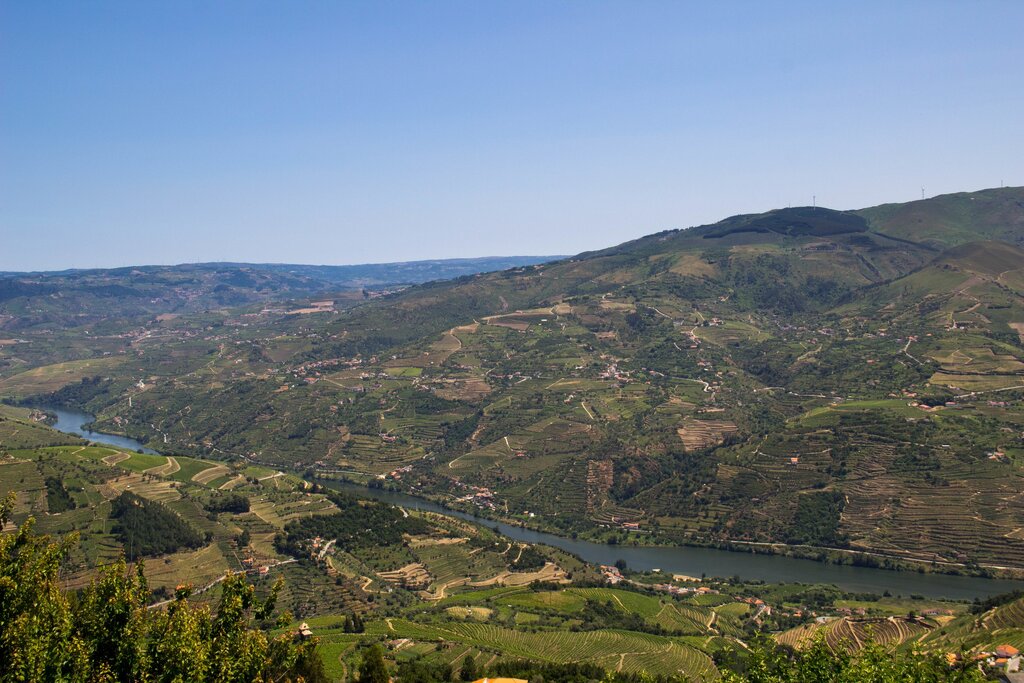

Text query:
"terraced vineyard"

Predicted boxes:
[[366, 619, 719, 679], [776, 617, 930, 652], [677, 419, 738, 452], [914, 597, 1024, 654]]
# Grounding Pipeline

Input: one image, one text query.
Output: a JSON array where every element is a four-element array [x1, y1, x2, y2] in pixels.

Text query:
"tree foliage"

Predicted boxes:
[[358, 644, 390, 683], [275, 492, 430, 556], [0, 494, 324, 683], [459, 654, 478, 682], [110, 491, 207, 560], [721, 634, 985, 683], [205, 493, 252, 514]]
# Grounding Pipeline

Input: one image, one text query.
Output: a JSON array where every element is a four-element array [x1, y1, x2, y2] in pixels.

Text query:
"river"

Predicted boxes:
[[38, 406, 1024, 599], [324, 482, 1024, 601], [45, 406, 160, 454]]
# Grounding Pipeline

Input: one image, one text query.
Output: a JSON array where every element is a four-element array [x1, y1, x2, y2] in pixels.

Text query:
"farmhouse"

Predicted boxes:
[[600, 565, 624, 584], [977, 644, 1021, 675]]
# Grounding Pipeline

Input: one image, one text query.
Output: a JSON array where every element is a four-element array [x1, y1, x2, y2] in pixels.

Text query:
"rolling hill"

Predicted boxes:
[[3, 186, 1024, 575]]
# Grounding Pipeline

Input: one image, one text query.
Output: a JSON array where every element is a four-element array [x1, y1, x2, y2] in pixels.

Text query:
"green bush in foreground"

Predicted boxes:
[[721, 634, 985, 683], [0, 494, 326, 683]]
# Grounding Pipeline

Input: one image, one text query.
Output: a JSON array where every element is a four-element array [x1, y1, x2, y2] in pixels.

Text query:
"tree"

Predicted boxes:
[[720, 633, 986, 682], [460, 654, 478, 682], [0, 493, 321, 683], [358, 643, 389, 683], [0, 496, 84, 680]]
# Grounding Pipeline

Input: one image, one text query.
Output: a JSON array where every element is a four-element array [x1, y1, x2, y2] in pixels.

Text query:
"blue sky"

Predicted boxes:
[[2, 1, 1022, 271]]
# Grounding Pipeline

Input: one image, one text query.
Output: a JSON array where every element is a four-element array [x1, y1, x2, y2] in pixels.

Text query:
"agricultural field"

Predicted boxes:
[[913, 596, 1024, 655], [776, 616, 930, 652], [2, 395, 1011, 682], [0, 404, 83, 449], [365, 620, 719, 678], [0, 440, 348, 597], [284, 579, 741, 681], [0, 356, 128, 397], [9, 262, 1024, 574]]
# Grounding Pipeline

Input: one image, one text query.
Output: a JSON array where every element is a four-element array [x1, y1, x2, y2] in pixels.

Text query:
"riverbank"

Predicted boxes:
[[320, 479, 1024, 600], [38, 405, 161, 455], [34, 405, 1024, 599], [323, 475, 1024, 582]]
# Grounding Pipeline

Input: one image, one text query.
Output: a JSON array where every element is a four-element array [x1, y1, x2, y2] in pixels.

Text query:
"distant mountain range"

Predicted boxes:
[[0, 255, 563, 329], [0, 255, 565, 284]]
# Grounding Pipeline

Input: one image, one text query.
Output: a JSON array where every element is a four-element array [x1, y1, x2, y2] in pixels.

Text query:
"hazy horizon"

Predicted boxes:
[[2, 182, 1022, 274], [3, 1, 1022, 271], [0, 253, 573, 275]]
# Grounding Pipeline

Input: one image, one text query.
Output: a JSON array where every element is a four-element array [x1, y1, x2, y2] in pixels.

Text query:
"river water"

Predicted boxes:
[[46, 406, 160, 454], [38, 406, 1024, 599]]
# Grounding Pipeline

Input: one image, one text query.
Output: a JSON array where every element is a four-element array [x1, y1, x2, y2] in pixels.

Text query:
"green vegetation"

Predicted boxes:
[[275, 492, 431, 557], [720, 635, 985, 682], [25, 375, 117, 410], [13, 187, 1009, 575], [110, 491, 207, 559], [44, 476, 75, 513], [786, 491, 846, 547], [0, 494, 326, 682], [205, 492, 251, 514]]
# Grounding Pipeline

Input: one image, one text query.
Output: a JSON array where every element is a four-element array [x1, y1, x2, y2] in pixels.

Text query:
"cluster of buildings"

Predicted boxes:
[[287, 355, 364, 381], [453, 484, 499, 510], [599, 565, 624, 584], [599, 566, 721, 598], [650, 582, 720, 598], [599, 362, 631, 382], [946, 645, 1021, 678], [988, 450, 1009, 463], [982, 645, 1021, 675], [380, 464, 414, 480], [284, 535, 336, 564], [240, 554, 272, 577]]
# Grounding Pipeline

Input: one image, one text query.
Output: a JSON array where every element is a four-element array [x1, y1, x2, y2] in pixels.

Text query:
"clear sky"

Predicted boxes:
[[2, 1, 1022, 271]]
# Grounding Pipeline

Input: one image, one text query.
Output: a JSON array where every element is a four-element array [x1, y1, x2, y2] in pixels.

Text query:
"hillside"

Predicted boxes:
[[858, 186, 1024, 250], [251, 256, 564, 287], [3, 187, 1024, 576]]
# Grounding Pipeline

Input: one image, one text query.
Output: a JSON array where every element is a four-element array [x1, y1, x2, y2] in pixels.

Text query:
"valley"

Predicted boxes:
[[3, 187, 1024, 679]]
